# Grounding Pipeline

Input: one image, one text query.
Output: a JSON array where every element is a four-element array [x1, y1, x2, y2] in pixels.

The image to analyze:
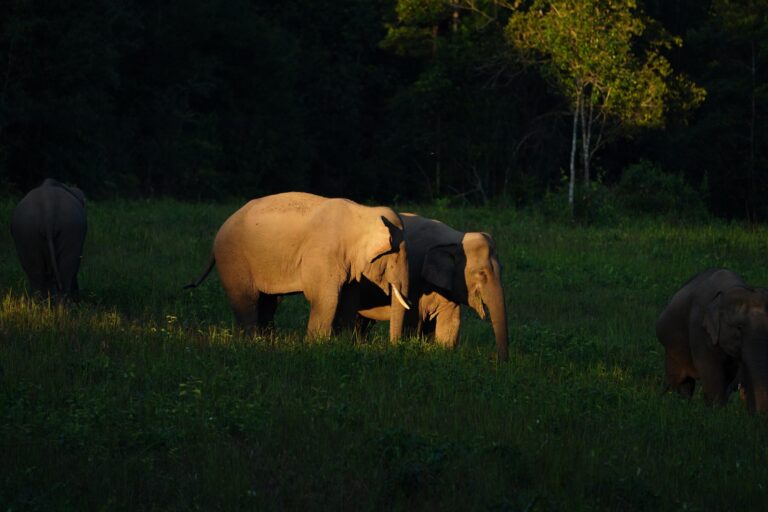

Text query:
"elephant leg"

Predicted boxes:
[[305, 289, 339, 340], [722, 361, 740, 401], [28, 265, 50, 298], [664, 346, 696, 398], [224, 286, 260, 333], [57, 245, 83, 300], [700, 367, 729, 406], [14, 238, 47, 297], [434, 303, 461, 348], [694, 357, 728, 406], [216, 257, 262, 334]]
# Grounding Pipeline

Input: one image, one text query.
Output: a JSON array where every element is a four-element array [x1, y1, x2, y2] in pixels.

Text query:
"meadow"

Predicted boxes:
[[2, 198, 768, 511]]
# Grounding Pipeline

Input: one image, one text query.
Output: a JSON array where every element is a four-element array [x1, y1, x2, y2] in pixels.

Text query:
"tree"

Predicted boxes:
[[505, 0, 705, 208], [381, 0, 563, 203], [382, 0, 456, 197], [701, 0, 768, 219]]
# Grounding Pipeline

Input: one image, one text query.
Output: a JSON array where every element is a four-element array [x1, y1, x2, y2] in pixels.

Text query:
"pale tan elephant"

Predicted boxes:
[[186, 192, 410, 340], [335, 213, 509, 361]]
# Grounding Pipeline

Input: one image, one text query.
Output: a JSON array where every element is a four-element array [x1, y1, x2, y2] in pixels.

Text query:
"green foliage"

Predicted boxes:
[[535, 181, 620, 225], [574, 181, 621, 225], [382, 0, 453, 56], [615, 160, 707, 219], [535, 187, 576, 224], [4, 200, 768, 509], [651, 0, 768, 220], [533, 160, 710, 225], [0, 0, 766, 220], [395, 0, 452, 25], [506, 0, 705, 128]]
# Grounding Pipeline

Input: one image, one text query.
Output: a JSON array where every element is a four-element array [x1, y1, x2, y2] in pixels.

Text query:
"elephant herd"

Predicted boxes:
[[182, 191, 509, 362], [8, 179, 768, 415]]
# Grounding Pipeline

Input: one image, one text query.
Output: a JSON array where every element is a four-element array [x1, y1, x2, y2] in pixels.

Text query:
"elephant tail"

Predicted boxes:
[[184, 255, 216, 289], [43, 202, 63, 293]]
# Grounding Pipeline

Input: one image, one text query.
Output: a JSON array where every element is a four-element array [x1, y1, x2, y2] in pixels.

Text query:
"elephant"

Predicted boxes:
[[185, 192, 410, 340], [656, 268, 768, 414], [334, 213, 509, 362], [10, 178, 88, 301]]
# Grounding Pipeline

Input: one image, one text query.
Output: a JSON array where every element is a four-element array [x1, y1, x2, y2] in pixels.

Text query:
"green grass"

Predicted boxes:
[[2, 198, 768, 510]]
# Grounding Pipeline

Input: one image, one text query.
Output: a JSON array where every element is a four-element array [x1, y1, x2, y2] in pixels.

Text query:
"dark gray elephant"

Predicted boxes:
[[656, 268, 768, 414], [335, 213, 508, 362], [10, 178, 87, 300]]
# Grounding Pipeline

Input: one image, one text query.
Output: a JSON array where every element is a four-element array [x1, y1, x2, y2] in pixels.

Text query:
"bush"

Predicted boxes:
[[574, 181, 620, 225], [535, 188, 574, 224], [615, 160, 707, 219], [534, 181, 621, 226]]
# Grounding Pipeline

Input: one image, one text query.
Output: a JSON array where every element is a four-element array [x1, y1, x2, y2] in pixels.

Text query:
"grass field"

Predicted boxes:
[[2, 198, 768, 510]]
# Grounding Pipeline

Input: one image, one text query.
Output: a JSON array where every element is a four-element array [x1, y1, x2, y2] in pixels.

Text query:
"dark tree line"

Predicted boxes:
[[1, 1, 766, 219]]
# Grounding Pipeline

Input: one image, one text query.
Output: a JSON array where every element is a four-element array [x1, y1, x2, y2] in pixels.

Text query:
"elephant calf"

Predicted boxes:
[[335, 213, 509, 362], [10, 178, 88, 300], [656, 268, 768, 414]]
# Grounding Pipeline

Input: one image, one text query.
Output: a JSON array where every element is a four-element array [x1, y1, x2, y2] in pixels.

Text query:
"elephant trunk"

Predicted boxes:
[[484, 278, 509, 362], [753, 386, 768, 415], [743, 340, 768, 414], [384, 239, 409, 344], [389, 284, 407, 343], [746, 374, 768, 415], [747, 365, 768, 415]]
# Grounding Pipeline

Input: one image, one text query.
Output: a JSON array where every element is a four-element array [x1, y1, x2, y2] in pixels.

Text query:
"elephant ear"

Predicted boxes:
[[367, 215, 400, 263], [703, 292, 722, 345], [422, 244, 458, 291]]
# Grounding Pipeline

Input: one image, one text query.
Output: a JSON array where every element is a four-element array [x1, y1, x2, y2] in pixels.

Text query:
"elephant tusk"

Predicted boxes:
[[392, 285, 410, 310]]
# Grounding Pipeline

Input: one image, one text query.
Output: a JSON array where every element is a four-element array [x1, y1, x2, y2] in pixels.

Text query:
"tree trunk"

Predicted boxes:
[[748, 39, 756, 221], [568, 91, 580, 209], [581, 88, 593, 185], [436, 113, 442, 196]]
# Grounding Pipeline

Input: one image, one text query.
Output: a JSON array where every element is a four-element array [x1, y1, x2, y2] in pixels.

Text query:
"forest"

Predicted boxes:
[[1, 0, 766, 219]]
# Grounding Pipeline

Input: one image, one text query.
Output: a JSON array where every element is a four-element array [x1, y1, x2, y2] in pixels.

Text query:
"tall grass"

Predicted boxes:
[[2, 198, 768, 510]]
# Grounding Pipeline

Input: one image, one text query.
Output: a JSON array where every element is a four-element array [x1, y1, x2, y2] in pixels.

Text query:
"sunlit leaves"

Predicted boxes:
[[505, 0, 705, 128], [381, 0, 453, 56], [394, 0, 452, 25]]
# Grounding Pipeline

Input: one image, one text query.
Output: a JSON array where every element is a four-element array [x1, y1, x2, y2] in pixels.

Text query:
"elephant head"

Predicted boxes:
[[422, 232, 508, 361], [355, 212, 410, 341], [704, 287, 768, 414]]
